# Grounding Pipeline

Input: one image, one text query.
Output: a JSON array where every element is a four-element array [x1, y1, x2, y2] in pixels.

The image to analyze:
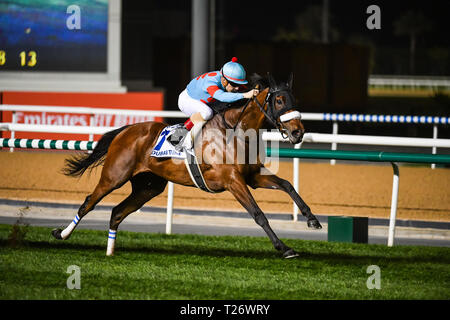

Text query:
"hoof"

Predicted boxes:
[[51, 228, 63, 240], [307, 218, 322, 229], [283, 249, 300, 259]]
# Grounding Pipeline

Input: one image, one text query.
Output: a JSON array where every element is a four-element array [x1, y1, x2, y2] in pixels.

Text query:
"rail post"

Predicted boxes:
[[166, 181, 174, 235], [330, 121, 338, 165], [88, 113, 95, 154], [292, 143, 301, 221], [431, 125, 438, 169], [388, 162, 399, 247], [10, 111, 16, 152]]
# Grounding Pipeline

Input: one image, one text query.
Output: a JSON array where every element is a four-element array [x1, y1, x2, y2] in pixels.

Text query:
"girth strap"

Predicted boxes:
[[184, 150, 215, 193]]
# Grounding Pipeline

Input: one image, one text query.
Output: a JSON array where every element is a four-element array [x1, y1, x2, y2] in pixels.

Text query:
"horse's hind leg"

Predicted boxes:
[[52, 181, 119, 240], [106, 172, 167, 256], [52, 158, 134, 240]]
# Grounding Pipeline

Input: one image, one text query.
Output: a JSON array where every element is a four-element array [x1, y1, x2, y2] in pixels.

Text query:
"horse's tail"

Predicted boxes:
[[62, 125, 130, 177]]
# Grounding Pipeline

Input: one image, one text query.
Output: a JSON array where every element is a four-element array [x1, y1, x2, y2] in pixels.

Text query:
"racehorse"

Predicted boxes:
[[52, 73, 322, 259]]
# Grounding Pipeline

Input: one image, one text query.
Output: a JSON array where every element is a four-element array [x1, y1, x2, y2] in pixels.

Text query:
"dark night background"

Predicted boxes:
[[122, 0, 450, 77], [121, 0, 449, 137]]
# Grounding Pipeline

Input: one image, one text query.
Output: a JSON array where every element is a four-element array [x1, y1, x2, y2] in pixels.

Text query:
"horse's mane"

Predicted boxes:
[[249, 73, 269, 91]]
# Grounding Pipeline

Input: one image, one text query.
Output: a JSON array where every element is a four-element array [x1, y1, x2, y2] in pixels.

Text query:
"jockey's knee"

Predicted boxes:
[[199, 108, 214, 121], [191, 112, 207, 123]]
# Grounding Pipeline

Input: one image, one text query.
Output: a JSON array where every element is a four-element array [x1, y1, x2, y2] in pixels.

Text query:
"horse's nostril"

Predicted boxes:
[[292, 130, 302, 138]]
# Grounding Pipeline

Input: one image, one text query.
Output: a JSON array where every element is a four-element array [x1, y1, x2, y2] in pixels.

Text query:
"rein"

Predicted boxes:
[[221, 97, 253, 131], [253, 89, 298, 138], [252, 92, 279, 130], [221, 86, 298, 138]]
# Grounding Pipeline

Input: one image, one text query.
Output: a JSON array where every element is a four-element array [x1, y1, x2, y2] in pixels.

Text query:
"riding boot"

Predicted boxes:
[[182, 118, 206, 150], [184, 118, 194, 131], [179, 112, 206, 150]]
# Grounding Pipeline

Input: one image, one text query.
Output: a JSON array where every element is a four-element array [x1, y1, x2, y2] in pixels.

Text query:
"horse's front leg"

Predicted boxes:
[[227, 173, 299, 258], [249, 172, 322, 229]]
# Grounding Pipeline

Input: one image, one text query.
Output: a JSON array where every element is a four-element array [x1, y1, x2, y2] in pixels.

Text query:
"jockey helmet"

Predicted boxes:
[[221, 57, 248, 85]]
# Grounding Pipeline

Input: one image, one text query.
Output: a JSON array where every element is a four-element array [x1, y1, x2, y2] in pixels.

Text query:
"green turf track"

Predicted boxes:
[[0, 224, 449, 300]]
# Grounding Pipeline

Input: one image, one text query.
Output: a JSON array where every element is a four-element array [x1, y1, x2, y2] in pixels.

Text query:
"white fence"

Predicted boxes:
[[2, 104, 448, 167], [369, 75, 450, 89]]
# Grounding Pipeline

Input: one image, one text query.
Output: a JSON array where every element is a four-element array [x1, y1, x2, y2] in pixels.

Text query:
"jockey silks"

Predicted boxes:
[[186, 71, 244, 106]]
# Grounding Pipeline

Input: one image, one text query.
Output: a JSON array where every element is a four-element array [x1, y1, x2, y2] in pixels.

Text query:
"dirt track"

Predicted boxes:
[[0, 151, 449, 222]]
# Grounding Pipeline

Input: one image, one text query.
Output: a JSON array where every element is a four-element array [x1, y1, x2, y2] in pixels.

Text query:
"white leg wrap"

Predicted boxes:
[[60, 215, 80, 239], [106, 229, 117, 256]]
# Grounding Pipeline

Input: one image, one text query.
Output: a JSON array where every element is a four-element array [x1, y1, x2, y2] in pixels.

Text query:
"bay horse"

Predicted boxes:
[[52, 74, 322, 259]]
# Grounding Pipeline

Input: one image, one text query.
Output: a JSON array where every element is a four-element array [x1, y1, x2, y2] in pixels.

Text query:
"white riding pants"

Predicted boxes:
[[178, 89, 214, 121]]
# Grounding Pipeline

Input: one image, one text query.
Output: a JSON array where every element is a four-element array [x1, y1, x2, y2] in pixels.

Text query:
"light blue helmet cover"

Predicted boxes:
[[221, 57, 248, 84]]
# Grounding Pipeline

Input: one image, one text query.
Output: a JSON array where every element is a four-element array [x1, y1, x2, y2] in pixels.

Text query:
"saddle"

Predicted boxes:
[[167, 125, 188, 151], [150, 124, 187, 159], [151, 124, 214, 193]]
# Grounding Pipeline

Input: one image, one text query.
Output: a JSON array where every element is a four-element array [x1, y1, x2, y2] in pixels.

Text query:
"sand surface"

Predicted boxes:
[[0, 150, 449, 222]]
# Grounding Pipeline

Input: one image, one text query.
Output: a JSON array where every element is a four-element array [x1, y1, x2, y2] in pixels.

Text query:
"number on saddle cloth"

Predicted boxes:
[[154, 128, 171, 150]]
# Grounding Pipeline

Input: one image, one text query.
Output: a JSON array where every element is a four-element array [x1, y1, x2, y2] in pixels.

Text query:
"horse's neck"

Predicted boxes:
[[223, 92, 268, 132]]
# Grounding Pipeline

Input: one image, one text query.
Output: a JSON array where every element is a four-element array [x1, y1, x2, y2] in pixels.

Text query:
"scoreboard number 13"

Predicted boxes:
[[0, 50, 37, 67], [20, 51, 37, 67]]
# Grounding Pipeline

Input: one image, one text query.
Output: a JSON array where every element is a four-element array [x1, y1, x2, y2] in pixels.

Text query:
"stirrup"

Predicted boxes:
[[172, 131, 192, 152], [180, 133, 193, 151], [174, 135, 188, 152], [168, 127, 188, 146]]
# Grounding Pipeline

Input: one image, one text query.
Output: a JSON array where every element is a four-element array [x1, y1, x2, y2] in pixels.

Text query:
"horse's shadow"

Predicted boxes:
[[1, 239, 279, 260], [1, 238, 446, 265]]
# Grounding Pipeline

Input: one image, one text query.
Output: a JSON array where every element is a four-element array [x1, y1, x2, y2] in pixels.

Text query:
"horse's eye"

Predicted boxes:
[[276, 98, 282, 104]]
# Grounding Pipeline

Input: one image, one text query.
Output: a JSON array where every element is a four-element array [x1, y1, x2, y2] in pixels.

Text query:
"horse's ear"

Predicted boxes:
[[287, 72, 293, 89], [267, 73, 276, 88]]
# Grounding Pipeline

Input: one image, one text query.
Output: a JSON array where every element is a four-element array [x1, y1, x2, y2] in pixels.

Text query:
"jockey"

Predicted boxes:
[[177, 57, 259, 149]]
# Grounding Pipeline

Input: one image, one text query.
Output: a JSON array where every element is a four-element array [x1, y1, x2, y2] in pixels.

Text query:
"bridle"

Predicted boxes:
[[252, 86, 301, 139], [222, 84, 301, 139]]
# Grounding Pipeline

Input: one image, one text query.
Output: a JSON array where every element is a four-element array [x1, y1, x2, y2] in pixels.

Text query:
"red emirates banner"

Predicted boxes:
[[1, 91, 164, 140]]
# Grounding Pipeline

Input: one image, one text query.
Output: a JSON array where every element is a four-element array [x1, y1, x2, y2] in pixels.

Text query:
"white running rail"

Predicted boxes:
[[1, 105, 449, 224]]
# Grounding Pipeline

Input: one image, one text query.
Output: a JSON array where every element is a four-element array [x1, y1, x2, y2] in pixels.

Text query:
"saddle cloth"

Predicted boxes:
[[150, 124, 215, 193], [150, 124, 187, 159]]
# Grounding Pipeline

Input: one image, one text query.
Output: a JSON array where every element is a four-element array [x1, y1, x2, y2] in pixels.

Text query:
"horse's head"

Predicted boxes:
[[259, 73, 304, 144]]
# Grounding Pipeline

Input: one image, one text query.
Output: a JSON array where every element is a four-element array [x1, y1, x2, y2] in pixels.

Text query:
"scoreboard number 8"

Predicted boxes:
[[0, 50, 5, 66]]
